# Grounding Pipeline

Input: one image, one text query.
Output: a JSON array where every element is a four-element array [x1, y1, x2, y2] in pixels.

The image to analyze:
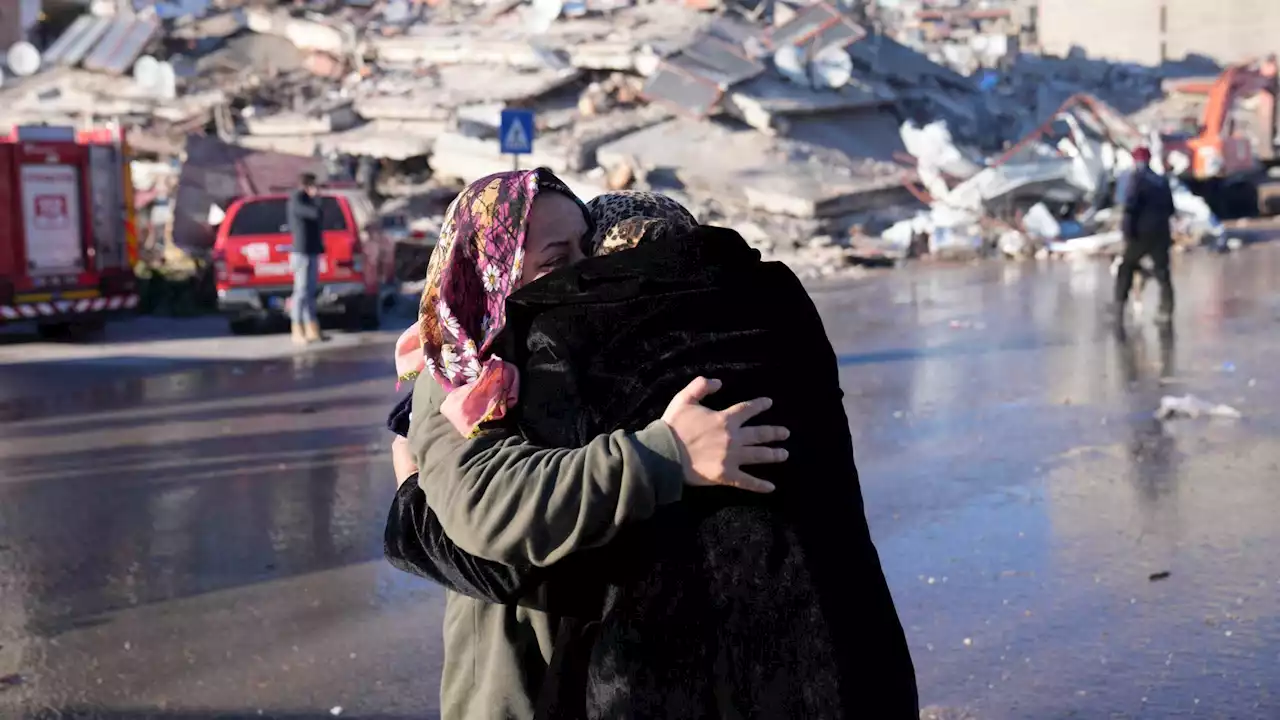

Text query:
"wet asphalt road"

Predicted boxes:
[[1, 246, 1279, 720]]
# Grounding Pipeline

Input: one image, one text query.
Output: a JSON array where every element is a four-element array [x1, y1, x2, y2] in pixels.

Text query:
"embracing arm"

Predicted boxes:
[[384, 474, 537, 605], [409, 377, 686, 568]]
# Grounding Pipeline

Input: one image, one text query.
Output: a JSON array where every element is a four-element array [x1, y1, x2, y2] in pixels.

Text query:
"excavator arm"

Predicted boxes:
[[1174, 57, 1278, 179]]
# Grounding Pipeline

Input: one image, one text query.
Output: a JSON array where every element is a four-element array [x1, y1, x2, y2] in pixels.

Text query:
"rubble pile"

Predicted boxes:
[[0, 0, 1241, 281], [866, 94, 1226, 262]]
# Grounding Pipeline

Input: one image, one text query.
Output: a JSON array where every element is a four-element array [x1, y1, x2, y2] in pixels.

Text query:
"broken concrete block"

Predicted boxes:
[[607, 161, 634, 191], [455, 102, 505, 136], [579, 84, 608, 117], [563, 104, 673, 171], [431, 131, 577, 178], [245, 8, 351, 56], [356, 66, 582, 120], [243, 104, 360, 136], [568, 41, 644, 72], [354, 95, 454, 122], [374, 34, 566, 71], [304, 51, 345, 79], [596, 118, 911, 218], [724, 75, 895, 133]]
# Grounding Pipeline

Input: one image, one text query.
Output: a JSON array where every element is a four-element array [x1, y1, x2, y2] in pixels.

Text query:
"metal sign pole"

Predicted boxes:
[[512, 154, 519, 172]]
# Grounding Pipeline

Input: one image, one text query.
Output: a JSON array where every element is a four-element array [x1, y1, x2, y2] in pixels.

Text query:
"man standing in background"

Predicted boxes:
[[1115, 147, 1176, 324], [287, 173, 327, 345]]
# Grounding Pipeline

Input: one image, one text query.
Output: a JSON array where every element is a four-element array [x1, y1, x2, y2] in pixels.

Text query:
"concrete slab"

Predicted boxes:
[[785, 109, 907, 164], [847, 34, 972, 90], [353, 66, 582, 121], [725, 75, 896, 133], [431, 103, 670, 179], [234, 119, 444, 160], [243, 104, 360, 136], [373, 3, 702, 72], [373, 34, 560, 70], [567, 40, 643, 72], [560, 104, 674, 171], [244, 8, 352, 56], [428, 141, 611, 198], [431, 131, 578, 178], [595, 118, 911, 218]]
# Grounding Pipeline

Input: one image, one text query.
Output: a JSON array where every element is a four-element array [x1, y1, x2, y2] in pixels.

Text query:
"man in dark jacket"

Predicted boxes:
[[1115, 147, 1176, 324], [287, 173, 326, 344]]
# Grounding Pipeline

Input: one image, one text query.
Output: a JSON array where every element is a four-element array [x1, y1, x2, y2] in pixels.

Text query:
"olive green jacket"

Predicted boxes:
[[406, 377, 685, 720]]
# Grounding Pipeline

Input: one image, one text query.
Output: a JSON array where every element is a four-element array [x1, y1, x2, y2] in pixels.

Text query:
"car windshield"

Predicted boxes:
[[226, 197, 348, 236]]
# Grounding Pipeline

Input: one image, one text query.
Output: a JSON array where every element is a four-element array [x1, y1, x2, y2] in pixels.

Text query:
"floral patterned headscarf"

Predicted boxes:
[[584, 191, 698, 255], [394, 168, 588, 436]]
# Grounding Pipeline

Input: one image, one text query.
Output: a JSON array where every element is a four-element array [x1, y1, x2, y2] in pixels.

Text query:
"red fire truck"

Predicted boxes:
[[0, 125, 139, 337]]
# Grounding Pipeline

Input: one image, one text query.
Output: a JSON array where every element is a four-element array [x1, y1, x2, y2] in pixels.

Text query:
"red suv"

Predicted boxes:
[[213, 188, 395, 334]]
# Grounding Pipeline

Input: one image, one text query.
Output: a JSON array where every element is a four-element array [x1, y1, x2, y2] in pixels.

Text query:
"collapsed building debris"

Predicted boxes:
[[0, 0, 1257, 281], [877, 92, 1227, 261]]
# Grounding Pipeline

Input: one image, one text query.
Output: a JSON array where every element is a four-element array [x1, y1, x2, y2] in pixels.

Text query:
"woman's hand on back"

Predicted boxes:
[[392, 435, 419, 486], [661, 377, 789, 494]]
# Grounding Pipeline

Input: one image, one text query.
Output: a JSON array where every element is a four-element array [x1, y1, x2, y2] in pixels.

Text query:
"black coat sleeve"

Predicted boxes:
[[385, 398, 540, 605], [384, 476, 609, 616], [385, 475, 544, 606]]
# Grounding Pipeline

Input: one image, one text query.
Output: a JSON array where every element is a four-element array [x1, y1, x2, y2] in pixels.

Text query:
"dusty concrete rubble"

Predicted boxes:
[[0, 0, 1242, 280], [868, 93, 1228, 263]]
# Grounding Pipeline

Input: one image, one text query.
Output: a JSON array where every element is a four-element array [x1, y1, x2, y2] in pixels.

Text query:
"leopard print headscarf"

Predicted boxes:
[[584, 191, 698, 256]]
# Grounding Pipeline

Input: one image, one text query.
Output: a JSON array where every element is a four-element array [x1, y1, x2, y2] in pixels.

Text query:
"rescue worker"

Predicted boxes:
[[1115, 147, 1176, 324], [287, 172, 327, 345]]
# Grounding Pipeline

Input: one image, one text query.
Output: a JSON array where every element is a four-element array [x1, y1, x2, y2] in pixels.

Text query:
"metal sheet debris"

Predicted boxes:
[[82, 18, 160, 75], [41, 15, 112, 68]]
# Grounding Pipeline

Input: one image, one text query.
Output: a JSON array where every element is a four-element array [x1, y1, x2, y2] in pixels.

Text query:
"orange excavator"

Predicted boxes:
[[1162, 56, 1280, 216]]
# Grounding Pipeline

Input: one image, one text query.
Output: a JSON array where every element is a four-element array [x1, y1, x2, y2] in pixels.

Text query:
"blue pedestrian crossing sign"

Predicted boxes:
[[499, 109, 535, 155]]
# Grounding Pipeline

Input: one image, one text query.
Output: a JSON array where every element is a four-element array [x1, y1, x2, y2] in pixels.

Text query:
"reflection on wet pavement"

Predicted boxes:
[[2, 246, 1279, 719]]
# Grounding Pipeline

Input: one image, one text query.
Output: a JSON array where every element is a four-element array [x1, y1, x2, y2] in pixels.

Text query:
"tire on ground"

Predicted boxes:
[[228, 317, 257, 335]]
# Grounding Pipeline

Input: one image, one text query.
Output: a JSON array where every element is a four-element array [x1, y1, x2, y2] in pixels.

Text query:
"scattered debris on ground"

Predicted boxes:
[[1155, 395, 1243, 421]]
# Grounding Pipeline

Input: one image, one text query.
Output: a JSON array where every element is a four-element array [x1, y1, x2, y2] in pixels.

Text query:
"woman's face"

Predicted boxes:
[[521, 192, 588, 286]]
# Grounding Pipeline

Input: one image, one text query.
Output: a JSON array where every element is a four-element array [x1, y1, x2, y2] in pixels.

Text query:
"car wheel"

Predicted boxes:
[[36, 322, 72, 341], [228, 317, 257, 335], [68, 318, 107, 341], [346, 294, 382, 331]]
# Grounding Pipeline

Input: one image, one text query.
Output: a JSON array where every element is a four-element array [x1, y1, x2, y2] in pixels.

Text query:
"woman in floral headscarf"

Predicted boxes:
[[385, 179, 790, 720]]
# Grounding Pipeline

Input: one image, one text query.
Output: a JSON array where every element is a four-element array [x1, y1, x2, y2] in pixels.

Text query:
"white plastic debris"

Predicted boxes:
[[900, 120, 982, 181], [1021, 202, 1061, 239], [1048, 230, 1123, 256], [1170, 179, 1223, 243], [930, 225, 983, 254], [1155, 395, 1243, 420]]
